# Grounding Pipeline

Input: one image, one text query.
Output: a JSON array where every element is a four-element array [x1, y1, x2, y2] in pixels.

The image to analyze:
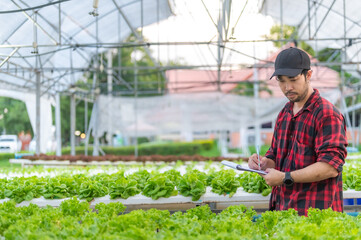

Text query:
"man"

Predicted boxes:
[[248, 47, 348, 216]]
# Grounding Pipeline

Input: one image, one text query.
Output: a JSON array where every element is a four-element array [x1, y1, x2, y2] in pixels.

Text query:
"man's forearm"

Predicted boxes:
[[265, 158, 276, 170], [291, 162, 339, 183]]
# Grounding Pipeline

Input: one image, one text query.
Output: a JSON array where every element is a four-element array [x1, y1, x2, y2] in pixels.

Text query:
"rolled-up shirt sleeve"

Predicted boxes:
[[315, 114, 348, 172]]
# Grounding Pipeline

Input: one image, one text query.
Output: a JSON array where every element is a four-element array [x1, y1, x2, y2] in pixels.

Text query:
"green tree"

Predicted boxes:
[[230, 82, 272, 96], [0, 97, 33, 136], [266, 24, 315, 56], [58, 33, 180, 146], [52, 96, 93, 146], [86, 33, 166, 96], [317, 48, 341, 72], [268, 24, 296, 48]]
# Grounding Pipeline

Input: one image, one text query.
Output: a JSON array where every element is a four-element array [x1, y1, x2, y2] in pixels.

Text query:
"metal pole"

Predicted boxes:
[[352, 96, 356, 147], [307, 0, 311, 39], [84, 99, 88, 155], [70, 93, 76, 155], [107, 50, 113, 146], [311, 0, 337, 39], [134, 50, 138, 157], [217, 0, 223, 91], [111, 0, 168, 83], [55, 92, 62, 156], [58, 0, 61, 44], [92, 100, 99, 156], [253, 65, 261, 148], [141, 0, 144, 36], [156, 0, 161, 93], [358, 113, 361, 147], [35, 71, 41, 155], [342, 0, 355, 146], [92, 13, 99, 156], [253, 40, 261, 148], [280, 0, 283, 41], [314, 1, 318, 54]]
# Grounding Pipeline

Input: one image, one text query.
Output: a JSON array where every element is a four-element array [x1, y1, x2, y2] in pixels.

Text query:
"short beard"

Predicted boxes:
[[286, 76, 309, 103], [288, 88, 308, 102]]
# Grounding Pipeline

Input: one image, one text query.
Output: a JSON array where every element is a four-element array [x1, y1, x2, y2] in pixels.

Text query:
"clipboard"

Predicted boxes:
[[221, 160, 268, 175]]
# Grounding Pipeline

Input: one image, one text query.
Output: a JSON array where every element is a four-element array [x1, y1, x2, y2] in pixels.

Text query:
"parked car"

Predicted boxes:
[[0, 135, 22, 153]]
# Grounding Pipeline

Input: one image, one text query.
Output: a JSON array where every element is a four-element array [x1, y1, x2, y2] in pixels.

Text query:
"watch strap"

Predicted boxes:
[[283, 172, 294, 186]]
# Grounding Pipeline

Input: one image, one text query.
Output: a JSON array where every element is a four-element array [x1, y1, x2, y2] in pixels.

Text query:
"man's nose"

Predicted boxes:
[[285, 82, 293, 91]]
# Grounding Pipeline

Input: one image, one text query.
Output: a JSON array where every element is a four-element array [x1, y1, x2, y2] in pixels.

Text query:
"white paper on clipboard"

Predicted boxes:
[[221, 160, 268, 175]]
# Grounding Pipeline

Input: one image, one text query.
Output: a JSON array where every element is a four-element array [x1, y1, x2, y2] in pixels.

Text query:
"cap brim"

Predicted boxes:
[[269, 68, 303, 79]]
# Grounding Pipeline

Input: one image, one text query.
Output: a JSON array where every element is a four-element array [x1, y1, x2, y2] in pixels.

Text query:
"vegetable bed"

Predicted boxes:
[[0, 169, 270, 204], [0, 161, 361, 207], [0, 198, 360, 239]]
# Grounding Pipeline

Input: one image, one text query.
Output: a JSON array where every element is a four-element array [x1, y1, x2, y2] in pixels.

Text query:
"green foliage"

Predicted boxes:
[[216, 204, 257, 220], [94, 202, 126, 217], [163, 169, 182, 185], [184, 205, 215, 221], [271, 208, 360, 239], [127, 170, 151, 191], [268, 25, 297, 47], [137, 137, 150, 144], [317, 48, 342, 72], [59, 196, 90, 217], [0, 97, 33, 135], [298, 41, 315, 56], [75, 33, 166, 99], [78, 180, 108, 202], [267, 24, 315, 56], [231, 81, 273, 96], [177, 170, 207, 201], [192, 139, 215, 150], [238, 171, 271, 196], [138, 142, 203, 156], [42, 177, 71, 199], [343, 164, 361, 190], [142, 174, 178, 200], [0, 179, 6, 199], [96, 34, 166, 96], [248, 145, 271, 156], [1, 200, 360, 239], [1, 163, 360, 205], [108, 177, 141, 199], [4, 176, 44, 203], [256, 208, 299, 235], [209, 169, 240, 197], [312, 48, 361, 120], [58, 96, 93, 146], [61, 140, 214, 156], [0, 153, 15, 161]]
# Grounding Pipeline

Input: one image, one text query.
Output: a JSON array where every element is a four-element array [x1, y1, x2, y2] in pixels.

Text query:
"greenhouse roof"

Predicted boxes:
[[259, 0, 361, 78], [0, 0, 172, 95]]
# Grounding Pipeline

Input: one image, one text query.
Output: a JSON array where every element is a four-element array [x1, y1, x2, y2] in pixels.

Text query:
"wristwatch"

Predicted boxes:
[[283, 172, 294, 186]]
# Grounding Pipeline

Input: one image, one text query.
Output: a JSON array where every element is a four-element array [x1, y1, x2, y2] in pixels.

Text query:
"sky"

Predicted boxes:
[[142, 0, 276, 67]]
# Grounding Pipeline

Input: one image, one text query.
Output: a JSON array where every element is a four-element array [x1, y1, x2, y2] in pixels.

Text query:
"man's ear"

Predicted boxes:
[[307, 70, 313, 81]]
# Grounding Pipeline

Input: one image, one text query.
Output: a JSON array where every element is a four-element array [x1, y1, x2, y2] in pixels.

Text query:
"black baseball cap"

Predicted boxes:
[[270, 47, 310, 79]]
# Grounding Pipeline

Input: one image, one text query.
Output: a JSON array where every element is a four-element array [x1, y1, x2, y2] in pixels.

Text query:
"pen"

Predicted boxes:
[[256, 145, 261, 169]]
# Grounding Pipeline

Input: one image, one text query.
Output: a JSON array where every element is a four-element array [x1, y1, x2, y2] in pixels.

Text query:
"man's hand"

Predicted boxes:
[[262, 168, 285, 187], [248, 154, 275, 171]]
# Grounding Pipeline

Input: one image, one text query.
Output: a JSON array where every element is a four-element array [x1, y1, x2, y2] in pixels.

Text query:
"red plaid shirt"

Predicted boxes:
[[265, 89, 348, 216]]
